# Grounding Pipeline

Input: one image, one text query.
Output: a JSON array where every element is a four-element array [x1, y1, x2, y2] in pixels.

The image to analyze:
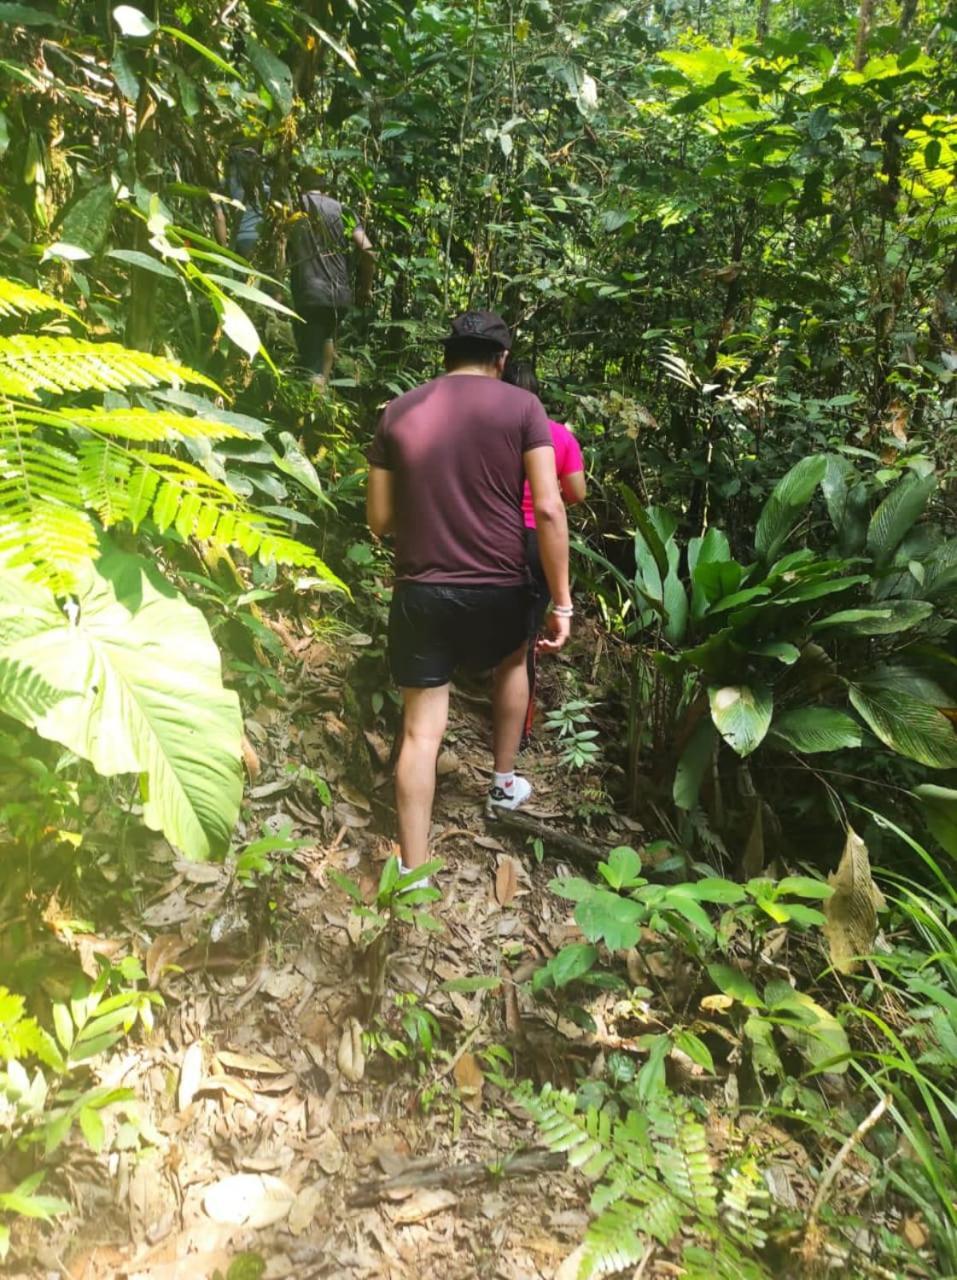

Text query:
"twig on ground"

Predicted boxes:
[[435, 1020, 485, 1084], [348, 1149, 566, 1206], [806, 1094, 890, 1233], [634, 1244, 656, 1278]]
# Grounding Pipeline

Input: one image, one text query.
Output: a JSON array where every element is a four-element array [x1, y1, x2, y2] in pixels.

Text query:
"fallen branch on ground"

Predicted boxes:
[[348, 1149, 566, 1206], [484, 806, 608, 865]]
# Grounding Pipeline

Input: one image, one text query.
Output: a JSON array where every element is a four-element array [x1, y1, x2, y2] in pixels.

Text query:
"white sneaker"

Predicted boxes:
[[397, 858, 430, 888], [485, 775, 532, 816]]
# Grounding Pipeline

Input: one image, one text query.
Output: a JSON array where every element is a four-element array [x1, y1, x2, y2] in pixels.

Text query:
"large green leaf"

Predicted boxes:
[[771, 708, 862, 753], [673, 718, 715, 811], [821, 454, 869, 555], [849, 685, 957, 769], [245, 36, 294, 115], [866, 472, 936, 568], [0, 541, 242, 857], [914, 785, 957, 857], [764, 980, 850, 1073], [691, 559, 742, 621], [708, 684, 773, 757], [687, 525, 729, 581], [754, 455, 827, 563], [662, 538, 689, 645], [773, 574, 869, 604], [809, 601, 934, 636], [573, 887, 644, 950], [58, 183, 116, 254], [621, 483, 668, 581]]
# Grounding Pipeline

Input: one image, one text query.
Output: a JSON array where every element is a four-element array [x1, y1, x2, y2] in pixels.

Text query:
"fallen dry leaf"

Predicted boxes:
[[371, 1134, 413, 1176], [452, 1051, 484, 1112], [902, 1215, 928, 1249], [495, 856, 520, 907], [700, 993, 734, 1014], [313, 1128, 346, 1174], [337, 1017, 365, 1083], [202, 1172, 295, 1228], [288, 1183, 324, 1235], [436, 750, 460, 776], [554, 1243, 588, 1280], [387, 1188, 457, 1224], [216, 1048, 286, 1075], [824, 826, 886, 974], [75, 935, 124, 980], [195, 1075, 255, 1104], [178, 1042, 204, 1112]]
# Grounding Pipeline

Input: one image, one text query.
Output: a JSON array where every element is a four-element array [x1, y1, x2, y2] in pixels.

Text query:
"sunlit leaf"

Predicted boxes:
[[708, 684, 773, 757]]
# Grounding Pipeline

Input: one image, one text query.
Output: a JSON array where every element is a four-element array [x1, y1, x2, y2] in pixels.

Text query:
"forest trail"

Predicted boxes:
[[29, 622, 637, 1280]]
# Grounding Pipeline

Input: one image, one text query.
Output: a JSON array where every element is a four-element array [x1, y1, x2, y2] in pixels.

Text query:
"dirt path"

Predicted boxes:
[[24, 638, 636, 1280]]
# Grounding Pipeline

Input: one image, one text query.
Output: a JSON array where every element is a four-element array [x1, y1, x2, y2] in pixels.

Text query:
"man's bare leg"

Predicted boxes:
[[395, 684, 449, 868], [492, 642, 529, 774]]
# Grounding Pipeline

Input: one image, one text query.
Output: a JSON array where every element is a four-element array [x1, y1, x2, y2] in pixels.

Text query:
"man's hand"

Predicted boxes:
[[356, 282, 373, 307], [537, 610, 571, 653]]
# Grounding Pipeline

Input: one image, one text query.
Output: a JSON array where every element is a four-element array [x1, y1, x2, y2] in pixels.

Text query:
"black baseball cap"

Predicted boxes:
[[440, 309, 512, 349]]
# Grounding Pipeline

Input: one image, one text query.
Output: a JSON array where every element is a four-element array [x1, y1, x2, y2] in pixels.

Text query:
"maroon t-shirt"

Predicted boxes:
[[367, 374, 553, 585]]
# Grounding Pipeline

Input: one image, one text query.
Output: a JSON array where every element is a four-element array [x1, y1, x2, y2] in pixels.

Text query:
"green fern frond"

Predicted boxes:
[[23, 405, 245, 443], [0, 278, 77, 320], [720, 1158, 770, 1250], [0, 274, 345, 594], [0, 503, 99, 594], [77, 440, 133, 526], [579, 1195, 664, 1277], [681, 1238, 773, 1280], [123, 452, 346, 587], [0, 986, 61, 1068], [513, 1081, 754, 1280], [650, 1103, 718, 1221], [0, 335, 219, 399], [0, 403, 98, 590]]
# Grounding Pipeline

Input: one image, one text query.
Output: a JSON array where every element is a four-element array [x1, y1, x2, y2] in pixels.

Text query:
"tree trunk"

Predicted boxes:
[[854, 0, 876, 71]]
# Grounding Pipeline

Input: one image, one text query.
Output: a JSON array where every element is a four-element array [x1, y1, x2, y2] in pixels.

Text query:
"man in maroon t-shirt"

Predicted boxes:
[[366, 310, 572, 877]]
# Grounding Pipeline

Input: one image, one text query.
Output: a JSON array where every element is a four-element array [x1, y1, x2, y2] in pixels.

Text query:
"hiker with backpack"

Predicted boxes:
[[286, 167, 375, 386]]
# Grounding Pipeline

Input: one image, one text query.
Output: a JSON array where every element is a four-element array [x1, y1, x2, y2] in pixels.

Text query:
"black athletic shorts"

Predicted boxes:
[[388, 582, 530, 688]]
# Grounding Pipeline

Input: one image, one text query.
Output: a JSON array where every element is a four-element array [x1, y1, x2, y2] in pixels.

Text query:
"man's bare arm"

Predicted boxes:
[[366, 465, 395, 537], [353, 226, 376, 304], [524, 446, 571, 650]]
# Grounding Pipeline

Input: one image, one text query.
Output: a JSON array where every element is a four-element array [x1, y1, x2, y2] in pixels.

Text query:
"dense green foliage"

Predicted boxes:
[[1, 0, 957, 1274]]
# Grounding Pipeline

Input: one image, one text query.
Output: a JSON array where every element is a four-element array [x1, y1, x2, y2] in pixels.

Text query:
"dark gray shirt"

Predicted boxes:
[[288, 191, 358, 310]]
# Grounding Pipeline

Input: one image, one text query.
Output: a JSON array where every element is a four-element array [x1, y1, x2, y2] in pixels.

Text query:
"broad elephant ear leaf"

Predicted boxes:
[[0, 540, 242, 858], [849, 684, 957, 769]]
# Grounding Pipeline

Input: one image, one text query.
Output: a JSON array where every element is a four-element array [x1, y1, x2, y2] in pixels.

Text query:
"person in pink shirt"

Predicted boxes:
[[503, 361, 586, 745]]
